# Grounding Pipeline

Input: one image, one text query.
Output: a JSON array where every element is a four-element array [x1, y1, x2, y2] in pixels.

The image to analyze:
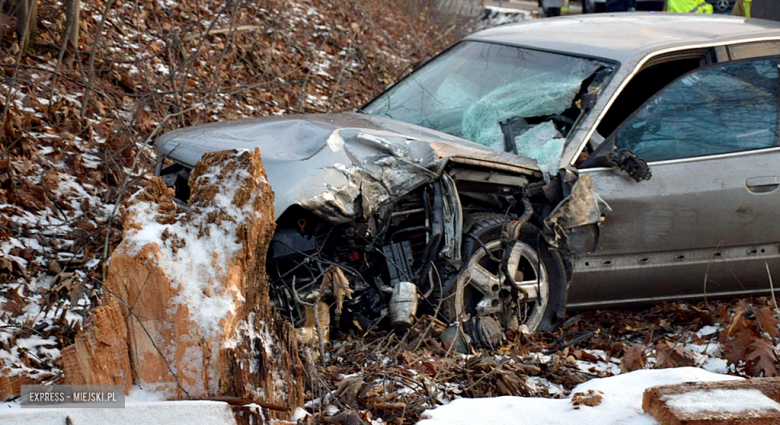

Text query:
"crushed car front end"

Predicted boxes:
[[155, 40, 613, 350]]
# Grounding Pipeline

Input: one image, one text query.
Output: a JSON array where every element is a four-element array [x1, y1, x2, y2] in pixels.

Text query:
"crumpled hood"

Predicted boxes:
[[156, 112, 540, 168], [156, 112, 541, 221]]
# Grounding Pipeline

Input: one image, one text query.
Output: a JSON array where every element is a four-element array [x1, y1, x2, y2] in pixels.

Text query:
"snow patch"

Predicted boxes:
[[418, 368, 742, 425], [702, 357, 729, 374], [120, 151, 262, 339], [665, 388, 780, 415]]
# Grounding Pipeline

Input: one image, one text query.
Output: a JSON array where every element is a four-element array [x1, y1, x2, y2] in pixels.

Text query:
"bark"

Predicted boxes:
[[0, 368, 56, 401], [14, 0, 38, 51], [63, 0, 80, 66]]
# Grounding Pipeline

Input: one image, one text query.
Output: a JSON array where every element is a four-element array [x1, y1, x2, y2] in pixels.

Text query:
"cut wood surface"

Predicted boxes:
[[61, 149, 303, 420], [643, 378, 780, 425]]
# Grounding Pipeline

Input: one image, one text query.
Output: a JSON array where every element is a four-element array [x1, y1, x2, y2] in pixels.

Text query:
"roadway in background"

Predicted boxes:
[[484, 0, 584, 14]]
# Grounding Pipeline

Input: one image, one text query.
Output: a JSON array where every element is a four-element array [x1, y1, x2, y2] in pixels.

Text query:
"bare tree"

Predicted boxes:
[[80, 0, 114, 118], [14, 0, 38, 51], [63, 0, 80, 66]]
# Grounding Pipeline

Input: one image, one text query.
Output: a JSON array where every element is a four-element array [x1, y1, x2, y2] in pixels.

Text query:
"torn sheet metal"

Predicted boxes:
[[156, 113, 541, 223], [439, 173, 463, 265], [544, 173, 611, 247], [298, 129, 444, 223]]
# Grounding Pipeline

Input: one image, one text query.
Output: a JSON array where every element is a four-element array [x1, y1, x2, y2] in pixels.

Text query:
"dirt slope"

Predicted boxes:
[[0, 0, 465, 386]]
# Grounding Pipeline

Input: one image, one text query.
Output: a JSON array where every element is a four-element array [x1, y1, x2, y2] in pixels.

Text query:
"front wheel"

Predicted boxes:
[[443, 215, 567, 338]]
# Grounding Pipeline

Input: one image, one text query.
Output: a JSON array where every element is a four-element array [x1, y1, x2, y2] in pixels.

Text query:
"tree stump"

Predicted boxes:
[[62, 149, 304, 420]]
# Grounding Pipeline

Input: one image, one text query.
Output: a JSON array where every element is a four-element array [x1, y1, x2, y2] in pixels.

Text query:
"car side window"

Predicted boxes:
[[615, 57, 780, 162]]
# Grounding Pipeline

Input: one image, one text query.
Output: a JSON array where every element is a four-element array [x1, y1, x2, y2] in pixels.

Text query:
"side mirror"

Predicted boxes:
[[606, 149, 652, 182], [580, 135, 651, 182]]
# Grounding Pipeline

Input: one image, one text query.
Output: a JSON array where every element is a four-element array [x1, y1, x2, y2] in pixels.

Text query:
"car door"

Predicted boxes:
[[569, 54, 780, 307]]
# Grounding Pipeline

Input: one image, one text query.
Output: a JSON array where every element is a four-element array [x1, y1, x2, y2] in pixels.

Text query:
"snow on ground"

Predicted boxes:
[[417, 368, 742, 425], [0, 388, 238, 425]]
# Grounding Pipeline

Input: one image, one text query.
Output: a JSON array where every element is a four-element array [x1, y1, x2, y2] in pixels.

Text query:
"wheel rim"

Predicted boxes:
[[715, 0, 729, 11], [454, 239, 549, 332]]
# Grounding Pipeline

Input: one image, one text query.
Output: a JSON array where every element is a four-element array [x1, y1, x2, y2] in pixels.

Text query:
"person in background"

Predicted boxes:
[[732, 0, 752, 16], [666, 0, 713, 13], [733, 0, 780, 20]]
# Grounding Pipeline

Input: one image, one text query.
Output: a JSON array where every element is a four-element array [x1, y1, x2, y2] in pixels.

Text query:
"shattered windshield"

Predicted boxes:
[[362, 41, 614, 173]]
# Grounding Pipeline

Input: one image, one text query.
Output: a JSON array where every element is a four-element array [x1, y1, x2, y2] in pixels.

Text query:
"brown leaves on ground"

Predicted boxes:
[[555, 300, 780, 378], [0, 0, 467, 382], [654, 341, 696, 369], [620, 343, 646, 373], [0, 159, 46, 211], [721, 302, 780, 377], [321, 265, 354, 315], [745, 339, 780, 377], [299, 298, 780, 424], [571, 390, 603, 409], [306, 317, 596, 424], [755, 307, 780, 339]]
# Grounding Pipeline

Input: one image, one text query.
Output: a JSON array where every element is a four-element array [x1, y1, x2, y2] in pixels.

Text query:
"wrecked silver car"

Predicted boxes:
[[155, 14, 780, 345], [154, 111, 602, 346]]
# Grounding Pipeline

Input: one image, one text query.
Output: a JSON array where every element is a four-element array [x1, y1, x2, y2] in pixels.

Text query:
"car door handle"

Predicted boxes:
[[746, 176, 780, 194]]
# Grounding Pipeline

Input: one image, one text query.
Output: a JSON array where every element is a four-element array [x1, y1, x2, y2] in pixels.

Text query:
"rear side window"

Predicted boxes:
[[615, 57, 780, 162]]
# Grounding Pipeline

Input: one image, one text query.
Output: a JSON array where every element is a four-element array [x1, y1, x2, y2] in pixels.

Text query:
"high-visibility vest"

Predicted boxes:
[[667, 0, 714, 13]]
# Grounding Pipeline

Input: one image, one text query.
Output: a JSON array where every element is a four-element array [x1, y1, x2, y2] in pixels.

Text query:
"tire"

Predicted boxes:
[[544, 7, 561, 16], [709, 0, 730, 13], [442, 214, 567, 334]]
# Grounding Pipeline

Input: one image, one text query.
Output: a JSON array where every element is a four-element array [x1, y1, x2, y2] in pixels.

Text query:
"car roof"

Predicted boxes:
[[466, 13, 780, 64]]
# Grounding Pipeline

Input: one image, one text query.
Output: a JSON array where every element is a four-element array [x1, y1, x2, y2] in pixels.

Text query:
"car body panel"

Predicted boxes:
[[570, 148, 780, 306]]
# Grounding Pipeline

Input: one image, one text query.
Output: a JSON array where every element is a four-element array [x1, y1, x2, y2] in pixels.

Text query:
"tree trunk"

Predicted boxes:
[[14, 0, 37, 51], [63, 0, 80, 66]]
